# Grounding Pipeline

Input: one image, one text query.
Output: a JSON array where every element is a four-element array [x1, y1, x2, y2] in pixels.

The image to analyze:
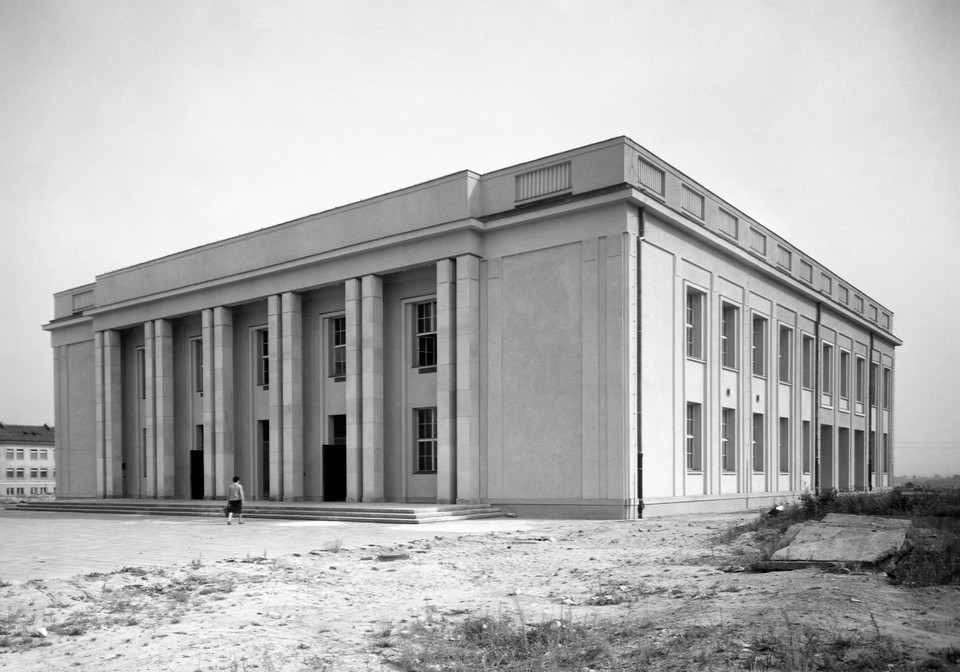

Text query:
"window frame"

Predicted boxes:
[[721, 408, 737, 473], [778, 325, 793, 384], [821, 342, 834, 405], [328, 314, 347, 379], [882, 367, 892, 410], [839, 350, 851, 403], [414, 300, 438, 371], [190, 337, 204, 395], [752, 314, 768, 378], [778, 417, 790, 474], [414, 407, 438, 473], [801, 420, 812, 474], [685, 402, 703, 472], [255, 327, 269, 388], [752, 413, 765, 473], [685, 288, 706, 361], [720, 302, 739, 370]]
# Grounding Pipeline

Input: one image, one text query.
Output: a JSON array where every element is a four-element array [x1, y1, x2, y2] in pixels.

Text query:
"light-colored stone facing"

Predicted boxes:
[[361, 275, 384, 502], [155, 319, 175, 497], [455, 255, 480, 504], [281, 291, 303, 500], [345, 278, 363, 502], [436, 259, 457, 504]]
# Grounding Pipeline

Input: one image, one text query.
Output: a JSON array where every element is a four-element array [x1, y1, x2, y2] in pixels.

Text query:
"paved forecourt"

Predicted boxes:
[[0, 509, 538, 584]]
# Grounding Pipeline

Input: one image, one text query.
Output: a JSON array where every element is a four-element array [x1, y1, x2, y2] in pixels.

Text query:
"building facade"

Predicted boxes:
[[0, 424, 56, 497], [44, 137, 899, 518]]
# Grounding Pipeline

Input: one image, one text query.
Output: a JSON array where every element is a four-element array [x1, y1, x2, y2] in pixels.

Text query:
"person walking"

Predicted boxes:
[[226, 476, 244, 525]]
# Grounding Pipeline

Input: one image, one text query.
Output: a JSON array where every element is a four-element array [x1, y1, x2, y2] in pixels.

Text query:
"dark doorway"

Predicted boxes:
[[190, 451, 204, 499], [323, 414, 347, 501], [259, 420, 270, 500]]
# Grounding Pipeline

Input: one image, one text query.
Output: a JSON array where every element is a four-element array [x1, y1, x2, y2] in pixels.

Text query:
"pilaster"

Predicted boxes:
[[267, 295, 282, 499], [281, 292, 304, 500], [436, 259, 457, 503], [361, 274, 384, 502], [154, 319, 175, 497], [455, 254, 481, 504], [143, 321, 157, 498], [213, 306, 234, 497], [345, 278, 363, 502]]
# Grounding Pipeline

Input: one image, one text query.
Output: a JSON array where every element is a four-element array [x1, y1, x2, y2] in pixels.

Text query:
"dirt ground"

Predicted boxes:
[[1, 512, 958, 671]]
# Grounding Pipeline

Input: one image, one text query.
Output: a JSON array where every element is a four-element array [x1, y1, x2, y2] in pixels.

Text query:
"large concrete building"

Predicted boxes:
[[1, 423, 56, 497], [44, 137, 899, 517]]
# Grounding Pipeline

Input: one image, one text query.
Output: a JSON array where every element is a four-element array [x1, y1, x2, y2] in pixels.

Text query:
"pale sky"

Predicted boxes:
[[1, 0, 958, 476]]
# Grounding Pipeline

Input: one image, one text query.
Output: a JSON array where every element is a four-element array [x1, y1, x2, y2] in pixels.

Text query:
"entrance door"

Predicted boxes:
[[323, 415, 347, 501], [190, 450, 204, 499], [259, 420, 270, 500]]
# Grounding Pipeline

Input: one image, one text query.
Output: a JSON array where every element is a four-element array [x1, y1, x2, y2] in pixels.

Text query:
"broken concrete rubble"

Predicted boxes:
[[768, 513, 910, 566]]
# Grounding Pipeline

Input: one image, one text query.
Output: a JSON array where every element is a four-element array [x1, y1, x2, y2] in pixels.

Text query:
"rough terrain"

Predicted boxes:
[[1, 512, 958, 671]]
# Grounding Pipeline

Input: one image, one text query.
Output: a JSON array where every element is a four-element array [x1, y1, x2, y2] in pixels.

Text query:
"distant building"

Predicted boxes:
[[0, 423, 55, 497], [44, 137, 899, 517]]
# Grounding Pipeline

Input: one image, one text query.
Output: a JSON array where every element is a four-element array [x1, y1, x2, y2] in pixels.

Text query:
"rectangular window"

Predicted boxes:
[[749, 228, 767, 255], [721, 408, 736, 472], [5, 488, 11, 495], [136, 347, 146, 400], [883, 434, 890, 474], [30, 468, 38, 478], [191, 338, 203, 394], [415, 407, 438, 473], [839, 286, 849, 304], [16, 487, 23, 495], [415, 301, 438, 369], [870, 363, 879, 406], [779, 418, 790, 474], [822, 343, 834, 400], [776, 245, 792, 270], [40, 449, 48, 460], [685, 290, 705, 360], [856, 357, 865, 404], [256, 328, 269, 387], [855, 295, 864, 313], [194, 425, 204, 452], [40, 468, 48, 478], [800, 260, 813, 284], [752, 315, 767, 377], [330, 315, 347, 378], [719, 209, 738, 239], [882, 367, 891, 409], [15, 468, 24, 479], [15, 448, 23, 460], [802, 420, 811, 473], [820, 272, 832, 294], [752, 413, 765, 473], [5, 469, 12, 478], [778, 326, 792, 384], [721, 303, 738, 369], [681, 185, 704, 219], [4, 449, 12, 460], [29, 449, 38, 460], [638, 158, 664, 195], [840, 351, 850, 401], [685, 403, 702, 471]]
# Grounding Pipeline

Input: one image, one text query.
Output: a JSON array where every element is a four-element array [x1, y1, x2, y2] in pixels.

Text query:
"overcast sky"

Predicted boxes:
[[1, 0, 958, 476]]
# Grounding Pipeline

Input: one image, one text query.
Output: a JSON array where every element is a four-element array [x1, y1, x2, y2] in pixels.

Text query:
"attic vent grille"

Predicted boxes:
[[638, 158, 664, 195], [515, 161, 571, 201], [681, 185, 704, 219]]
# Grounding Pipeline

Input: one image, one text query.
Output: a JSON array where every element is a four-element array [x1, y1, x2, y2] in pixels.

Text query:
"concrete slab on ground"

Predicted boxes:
[[771, 513, 910, 564]]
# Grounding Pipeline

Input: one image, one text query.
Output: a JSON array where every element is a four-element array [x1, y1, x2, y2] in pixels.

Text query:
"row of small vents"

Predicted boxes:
[[514, 156, 892, 332]]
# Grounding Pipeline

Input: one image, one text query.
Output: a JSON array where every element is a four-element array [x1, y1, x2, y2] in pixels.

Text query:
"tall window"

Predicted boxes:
[[778, 326, 792, 384], [839, 351, 850, 401], [801, 335, 814, 389], [855, 357, 865, 405], [802, 420, 811, 473], [191, 338, 203, 394], [29, 449, 38, 460], [415, 407, 438, 473], [870, 363, 879, 406], [330, 316, 346, 378], [415, 301, 437, 369], [882, 367, 891, 409], [721, 303, 738, 369], [136, 348, 146, 400], [822, 343, 834, 399], [778, 418, 790, 474], [752, 413, 765, 473], [685, 290, 705, 360], [883, 433, 890, 474], [256, 329, 269, 387], [721, 408, 736, 472], [685, 403, 702, 471], [752, 315, 767, 377]]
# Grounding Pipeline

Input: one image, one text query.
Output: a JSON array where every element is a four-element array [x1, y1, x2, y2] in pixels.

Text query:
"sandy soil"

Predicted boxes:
[[1, 512, 958, 671]]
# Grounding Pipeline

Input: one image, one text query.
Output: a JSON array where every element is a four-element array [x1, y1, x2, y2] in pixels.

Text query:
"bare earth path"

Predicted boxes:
[[1, 512, 958, 671]]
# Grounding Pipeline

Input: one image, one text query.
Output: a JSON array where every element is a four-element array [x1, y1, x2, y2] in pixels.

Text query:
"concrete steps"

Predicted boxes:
[[8, 499, 505, 524]]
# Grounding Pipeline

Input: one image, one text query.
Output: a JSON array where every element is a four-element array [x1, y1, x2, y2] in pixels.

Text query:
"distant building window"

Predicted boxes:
[[776, 245, 792, 271], [840, 351, 850, 401], [685, 289, 705, 360], [820, 272, 832, 295], [883, 434, 890, 474], [330, 315, 346, 378], [5, 449, 13, 460], [721, 303, 739, 369], [856, 356, 865, 405], [779, 418, 790, 474], [800, 260, 813, 284], [752, 414, 765, 473], [685, 403, 702, 471], [40, 468, 48, 478], [719, 209, 738, 239], [881, 312, 890, 329], [749, 228, 767, 256], [838, 286, 849, 304], [870, 363, 879, 406], [854, 295, 864, 313], [801, 420, 811, 473], [15, 468, 24, 479], [721, 408, 736, 472], [869, 305, 878, 322], [882, 367, 891, 409], [15, 449, 23, 460], [752, 315, 767, 377], [5, 469, 12, 479], [4, 488, 11, 495], [415, 301, 438, 369], [256, 328, 269, 387], [29, 449, 38, 460], [778, 325, 792, 384], [136, 347, 146, 400], [822, 343, 834, 403], [415, 407, 437, 473], [39, 449, 48, 460], [30, 468, 38, 478], [681, 185, 704, 219], [638, 158, 664, 195]]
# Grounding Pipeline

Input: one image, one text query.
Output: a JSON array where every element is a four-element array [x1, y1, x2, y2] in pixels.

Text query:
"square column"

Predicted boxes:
[[201, 309, 216, 498], [267, 295, 283, 499], [95, 330, 122, 497], [361, 274, 384, 502], [345, 279, 363, 502], [143, 321, 157, 498], [213, 306, 234, 497], [281, 292, 304, 500], [455, 255, 481, 504], [154, 319, 175, 497], [436, 259, 457, 503]]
